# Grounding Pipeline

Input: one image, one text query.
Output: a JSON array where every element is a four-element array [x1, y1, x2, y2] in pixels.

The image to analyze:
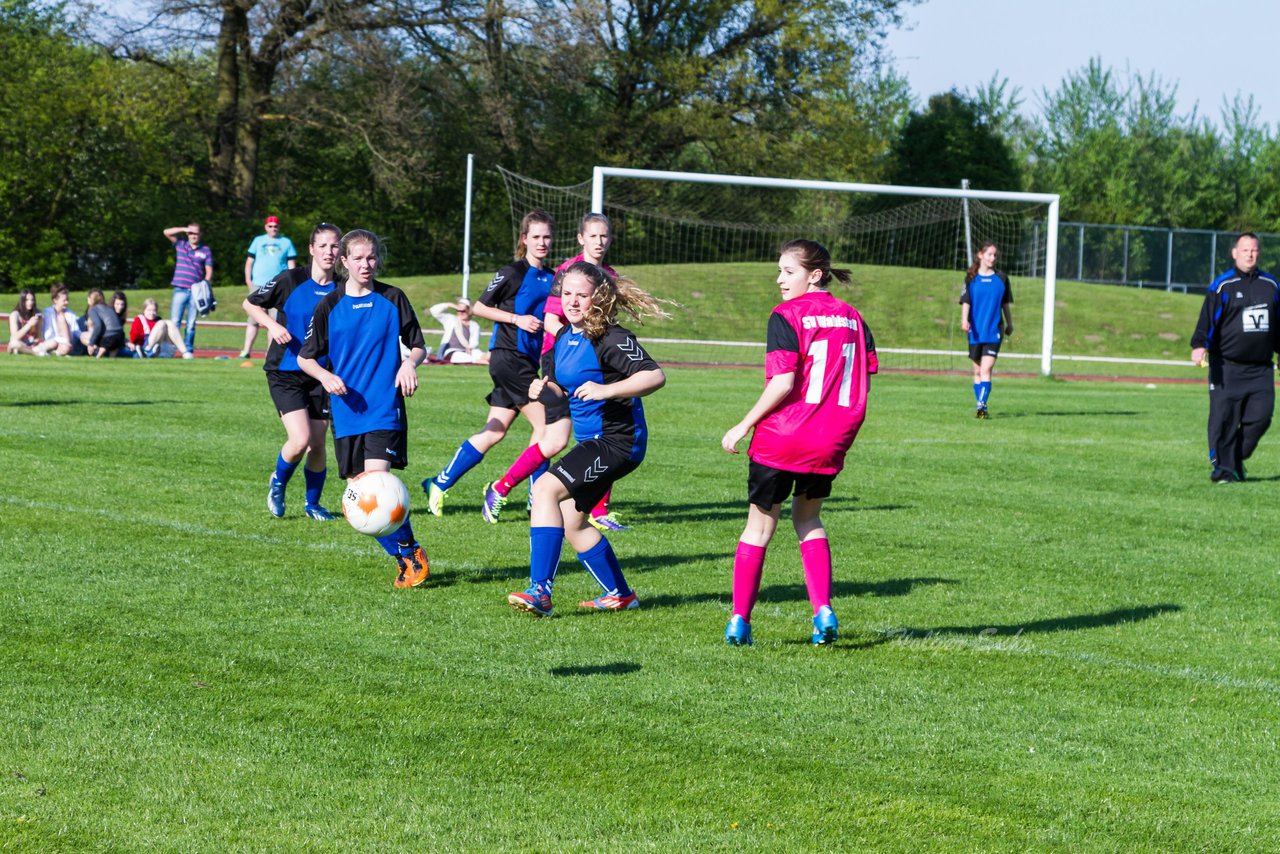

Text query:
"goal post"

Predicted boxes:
[[590, 166, 1061, 375]]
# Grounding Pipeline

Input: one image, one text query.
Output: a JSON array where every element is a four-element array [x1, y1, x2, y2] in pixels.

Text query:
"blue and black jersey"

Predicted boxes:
[[543, 324, 660, 462], [248, 267, 336, 372], [479, 259, 554, 359], [959, 272, 1012, 345], [297, 281, 424, 439], [1191, 267, 1280, 365]]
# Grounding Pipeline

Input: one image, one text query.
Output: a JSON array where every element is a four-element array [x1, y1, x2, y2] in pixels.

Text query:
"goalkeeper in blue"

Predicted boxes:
[[508, 262, 668, 616], [958, 242, 1013, 418]]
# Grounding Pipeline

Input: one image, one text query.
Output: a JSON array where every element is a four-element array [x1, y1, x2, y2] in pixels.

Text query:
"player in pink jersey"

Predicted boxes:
[[720, 239, 877, 647], [482, 212, 629, 531]]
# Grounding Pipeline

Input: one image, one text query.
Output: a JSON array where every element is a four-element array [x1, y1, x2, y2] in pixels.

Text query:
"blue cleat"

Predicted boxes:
[[267, 475, 286, 518], [304, 503, 336, 521], [423, 478, 446, 516], [508, 584, 553, 617], [481, 481, 508, 524], [725, 614, 753, 646], [812, 605, 839, 646]]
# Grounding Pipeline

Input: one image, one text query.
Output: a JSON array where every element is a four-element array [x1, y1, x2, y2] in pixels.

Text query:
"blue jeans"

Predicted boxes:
[[171, 287, 197, 351]]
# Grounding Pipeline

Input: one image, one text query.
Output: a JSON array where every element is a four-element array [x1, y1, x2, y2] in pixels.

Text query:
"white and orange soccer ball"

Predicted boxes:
[[342, 471, 410, 537]]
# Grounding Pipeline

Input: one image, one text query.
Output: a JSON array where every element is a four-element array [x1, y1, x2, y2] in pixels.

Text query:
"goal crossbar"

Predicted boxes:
[[590, 166, 1062, 375]]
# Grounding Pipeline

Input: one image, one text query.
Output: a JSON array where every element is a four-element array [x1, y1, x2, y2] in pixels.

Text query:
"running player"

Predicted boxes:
[[508, 261, 669, 616], [423, 209, 555, 517], [480, 212, 624, 527], [721, 240, 877, 646], [959, 242, 1013, 419], [244, 222, 342, 521], [296, 229, 431, 589]]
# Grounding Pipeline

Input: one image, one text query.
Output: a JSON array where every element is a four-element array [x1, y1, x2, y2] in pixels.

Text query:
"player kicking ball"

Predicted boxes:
[[721, 240, 877, 646], [507, 262, 669, 616], [296, 229, 432, 588]]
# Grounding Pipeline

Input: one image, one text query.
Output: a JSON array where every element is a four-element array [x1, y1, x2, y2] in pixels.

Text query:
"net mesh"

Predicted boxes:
[[497, 166, 1052, 372]]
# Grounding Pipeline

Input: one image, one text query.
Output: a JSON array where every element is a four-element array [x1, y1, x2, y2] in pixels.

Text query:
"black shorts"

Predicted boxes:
[[486, 348, 539, 410], [969, 341, 1001, 362], [747, 460, 836, 510], [333, 429, 407, 480], [267, 370, 330, 420], [542, 388, 571, 424], [548, 437, 641, 515], [97, 331, 125, 351]]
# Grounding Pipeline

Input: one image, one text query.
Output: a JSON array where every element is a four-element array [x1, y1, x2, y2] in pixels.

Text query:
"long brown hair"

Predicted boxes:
[[563, 261, 673, 341], [14, 288, 38, 322], [514, 209, 555, 260], [965, 242, 999, 284], [779, 239, 852, 288]]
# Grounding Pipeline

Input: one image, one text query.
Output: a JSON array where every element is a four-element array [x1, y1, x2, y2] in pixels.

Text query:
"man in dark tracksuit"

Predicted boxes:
[[1190, 233, 1280, 482]]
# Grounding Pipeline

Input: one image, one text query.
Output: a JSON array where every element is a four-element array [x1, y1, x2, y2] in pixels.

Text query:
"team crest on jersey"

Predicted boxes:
[[616, 338, 644, 361]]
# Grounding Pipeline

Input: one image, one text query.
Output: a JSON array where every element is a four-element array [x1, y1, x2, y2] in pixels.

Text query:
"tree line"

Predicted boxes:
[[3, 0, 1278, 293]]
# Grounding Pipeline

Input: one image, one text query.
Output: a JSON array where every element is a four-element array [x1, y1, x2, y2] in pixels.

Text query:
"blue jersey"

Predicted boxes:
[[246, 234, 298, 287], [298, 281, 424, 439], [247, 268, 335, 372], [544, 324, 660, 462], [959, 272, 1012, 344], [479, 259, 554, 359]]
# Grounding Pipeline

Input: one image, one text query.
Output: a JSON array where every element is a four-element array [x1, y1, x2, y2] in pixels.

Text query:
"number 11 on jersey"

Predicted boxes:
[[805, 340, 856, 407]]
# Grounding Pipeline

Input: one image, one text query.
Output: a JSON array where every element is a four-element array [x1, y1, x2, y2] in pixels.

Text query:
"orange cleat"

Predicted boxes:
[[394, 545, 430, 588]]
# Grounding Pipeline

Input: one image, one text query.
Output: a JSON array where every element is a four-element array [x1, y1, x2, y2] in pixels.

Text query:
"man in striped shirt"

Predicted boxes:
[[163, 222, 215, 354]]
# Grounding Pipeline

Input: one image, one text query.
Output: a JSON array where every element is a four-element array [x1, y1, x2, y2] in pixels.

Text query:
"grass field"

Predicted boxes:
[[2, 355, 1279, 851], [52, 261, 1207, 380]]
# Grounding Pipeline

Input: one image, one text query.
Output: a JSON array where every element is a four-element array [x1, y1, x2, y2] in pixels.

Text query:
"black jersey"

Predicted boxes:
[[478, 259, 554, 359], [1191, 267, 1280, 365]]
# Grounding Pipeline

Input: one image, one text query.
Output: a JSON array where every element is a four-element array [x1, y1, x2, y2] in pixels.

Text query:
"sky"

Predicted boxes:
[[883, 0, 1280, 128]]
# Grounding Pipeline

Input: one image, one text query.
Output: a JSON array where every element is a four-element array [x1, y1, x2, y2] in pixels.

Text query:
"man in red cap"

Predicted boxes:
[[240, 215, 298, 358]]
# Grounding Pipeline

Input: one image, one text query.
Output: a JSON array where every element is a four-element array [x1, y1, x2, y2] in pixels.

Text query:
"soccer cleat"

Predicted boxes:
[[812, 605, 839, 646], [237, 350, 251, 359], [423, 478, 446, 516], [182, 351, 194, 360], [579, 592, 639, 610], [588, 513, 630, 533], [481, 481, 508, 524], [394, 545, 430, 589], [508, 584, 553, 617], [304, 503, 336, 521], [725, 614, 753, 646], [267, 475, 286, 518], [975, 406, 989, 420]]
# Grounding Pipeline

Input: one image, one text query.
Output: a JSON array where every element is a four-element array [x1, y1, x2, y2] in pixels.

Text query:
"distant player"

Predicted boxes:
[[296, 229, 431, 588], [508, 261, 669, 616], [480, 211, 626, 528], [240, 215, 298, 358], [423, 209, 555, 517], [244, 222, 341, 521], [1190, 232, 1280, 483], [721, 240, 877, 646], [959, 242, 1012, 418]]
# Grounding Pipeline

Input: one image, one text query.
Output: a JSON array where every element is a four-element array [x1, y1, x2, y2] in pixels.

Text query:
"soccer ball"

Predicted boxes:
[[342, 471, 410, 537]]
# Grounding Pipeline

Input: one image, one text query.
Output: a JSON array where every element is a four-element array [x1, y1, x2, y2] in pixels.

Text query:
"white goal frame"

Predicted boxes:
[[590, 166, 1062, 376]]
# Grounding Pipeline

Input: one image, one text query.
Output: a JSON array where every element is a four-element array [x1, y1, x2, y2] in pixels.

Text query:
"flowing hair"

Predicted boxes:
[[14, 288, 38, 322], [564, 261, 674, 342], [112, 290, 128, 322], [965, 242, 999, 284], [779, 239, 852, 287]]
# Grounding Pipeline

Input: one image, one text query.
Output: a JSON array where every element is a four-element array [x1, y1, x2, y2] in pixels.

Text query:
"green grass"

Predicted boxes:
[[68, 262, 1203, 378], [2, 357, 1278, 850]]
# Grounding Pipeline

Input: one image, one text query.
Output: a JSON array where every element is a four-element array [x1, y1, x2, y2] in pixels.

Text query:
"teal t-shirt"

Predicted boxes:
[[247, 234, 298, 287]]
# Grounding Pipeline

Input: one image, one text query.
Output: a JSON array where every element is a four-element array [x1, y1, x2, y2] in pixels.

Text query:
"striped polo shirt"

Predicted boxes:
[[171, 240, 214, 290]]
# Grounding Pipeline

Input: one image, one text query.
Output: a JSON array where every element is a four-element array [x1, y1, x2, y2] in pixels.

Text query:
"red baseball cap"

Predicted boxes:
[[265, 215, 279, 225]]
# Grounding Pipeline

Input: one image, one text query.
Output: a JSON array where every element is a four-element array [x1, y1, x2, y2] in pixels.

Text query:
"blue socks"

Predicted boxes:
[[577, 537, 631, 596], [434, 440, 484, 491], [275, 454, 300, 486], [304, 467, 326, 507], [530, 526, 565, 592], [974, 381, 991, 406], [376, 520, 417, 558]]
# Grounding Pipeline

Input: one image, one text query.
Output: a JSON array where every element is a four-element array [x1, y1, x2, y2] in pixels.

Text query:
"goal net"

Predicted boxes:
[[498, 166, 1060, 375]]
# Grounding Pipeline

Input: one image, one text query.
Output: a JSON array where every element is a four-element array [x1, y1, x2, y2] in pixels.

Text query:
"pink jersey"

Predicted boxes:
[[748, 291, 877, 475], [542, 255, 618, 355]]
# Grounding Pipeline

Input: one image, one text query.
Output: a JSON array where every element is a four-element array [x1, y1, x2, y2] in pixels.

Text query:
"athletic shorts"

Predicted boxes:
[[548, 437, 641, 515], [969, 341, 1001, 362], [747, 460, 836, 510], [333, 429, 407, 481], [486, 348, 539, 410], [542, 388, 571, 425], [267, 370, 330, 421]]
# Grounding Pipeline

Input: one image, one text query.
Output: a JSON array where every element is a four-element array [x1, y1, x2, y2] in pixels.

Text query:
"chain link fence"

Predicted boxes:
[[1039, 222, 1280, 293]]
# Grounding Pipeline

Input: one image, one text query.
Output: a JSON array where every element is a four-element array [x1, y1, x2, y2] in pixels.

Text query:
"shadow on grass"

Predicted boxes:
[[1001, 410, 1141, 418], [890, 603, 1181, 638], [638, 576, 957, 612], [0, 399, 179, 407], [446, 551, 726, 588], [612, 496, 911, 524], [549, 662, 642, 677]]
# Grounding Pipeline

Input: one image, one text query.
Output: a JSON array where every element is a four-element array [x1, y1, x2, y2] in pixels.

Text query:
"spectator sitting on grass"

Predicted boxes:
[[42, 285, 83, 357], [7, 289, 55, 356], [128, 298, 193, 359]]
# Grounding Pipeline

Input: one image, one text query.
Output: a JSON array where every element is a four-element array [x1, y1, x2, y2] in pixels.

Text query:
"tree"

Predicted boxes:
[[888, 90, 1021, 190]]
